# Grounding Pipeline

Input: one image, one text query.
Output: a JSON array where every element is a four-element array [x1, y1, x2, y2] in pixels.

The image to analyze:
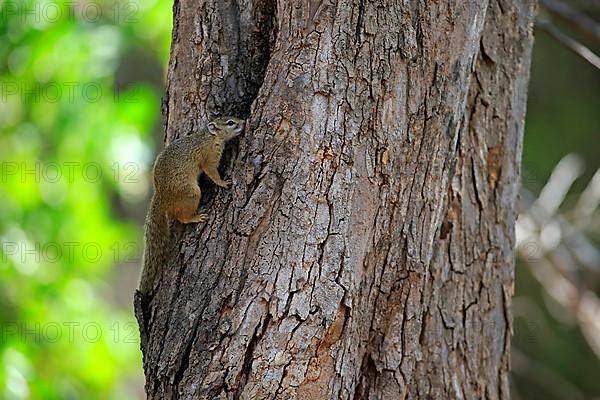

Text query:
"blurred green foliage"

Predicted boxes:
[[0, 0, 172, 398]]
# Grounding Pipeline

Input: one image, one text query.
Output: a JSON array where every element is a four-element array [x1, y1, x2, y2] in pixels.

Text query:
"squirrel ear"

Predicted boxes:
[[207, 122, 218, 135]]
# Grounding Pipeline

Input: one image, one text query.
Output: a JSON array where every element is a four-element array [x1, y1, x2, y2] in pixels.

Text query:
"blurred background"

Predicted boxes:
[[0, 0, 170, 398], [0, 0, 598, 399]]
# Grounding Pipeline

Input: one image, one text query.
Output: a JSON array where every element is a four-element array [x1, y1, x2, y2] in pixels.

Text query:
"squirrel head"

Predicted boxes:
[[207, 117, 245, 141]]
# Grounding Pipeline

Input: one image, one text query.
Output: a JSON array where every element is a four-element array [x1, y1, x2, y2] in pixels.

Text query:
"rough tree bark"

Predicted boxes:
[[135, 0, 536, 398]]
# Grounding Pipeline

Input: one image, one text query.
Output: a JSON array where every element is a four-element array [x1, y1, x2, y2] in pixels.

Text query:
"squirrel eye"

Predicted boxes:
[[226, 120, 235, 126]]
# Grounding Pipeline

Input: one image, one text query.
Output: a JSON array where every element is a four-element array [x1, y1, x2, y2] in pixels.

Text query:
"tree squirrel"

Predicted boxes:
[[139, 117, 245, 293]]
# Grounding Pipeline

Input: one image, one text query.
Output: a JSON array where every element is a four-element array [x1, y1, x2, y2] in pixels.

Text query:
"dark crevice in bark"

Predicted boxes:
[[479, 39, 495, 65], [236, 313, 272, 397], [354, 0, 365, 44], [134, 290, 151, 359], [213, 0, 278, 118], [161, 0, 181, 142], [354, 352, 378, 400], [200, 0, 279, 208], [172, 309, 205, 397]]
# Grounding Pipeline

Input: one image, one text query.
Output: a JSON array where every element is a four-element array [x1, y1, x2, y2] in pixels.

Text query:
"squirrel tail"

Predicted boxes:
[[138, 196, 170, 294]]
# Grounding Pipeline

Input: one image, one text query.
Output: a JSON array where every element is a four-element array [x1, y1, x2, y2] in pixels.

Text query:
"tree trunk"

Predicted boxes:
[[135, 0, 536, 398]]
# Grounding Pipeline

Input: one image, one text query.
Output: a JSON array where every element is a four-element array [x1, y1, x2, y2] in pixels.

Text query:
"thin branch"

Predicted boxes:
[[540, 0, 600, 45], [536, 20, 600, 70], [575, 168, 600, 225], [520, 188, 600, 273], [523, 254, 600, 358], [533, 153, 583, 220], [517, 160, 600, 358]]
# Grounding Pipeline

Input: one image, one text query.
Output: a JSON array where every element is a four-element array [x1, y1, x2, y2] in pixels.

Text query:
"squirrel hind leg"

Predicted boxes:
[[173, 185, 206, 224], [174, 202, 207, 224], [178, 213, 208, 224]]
